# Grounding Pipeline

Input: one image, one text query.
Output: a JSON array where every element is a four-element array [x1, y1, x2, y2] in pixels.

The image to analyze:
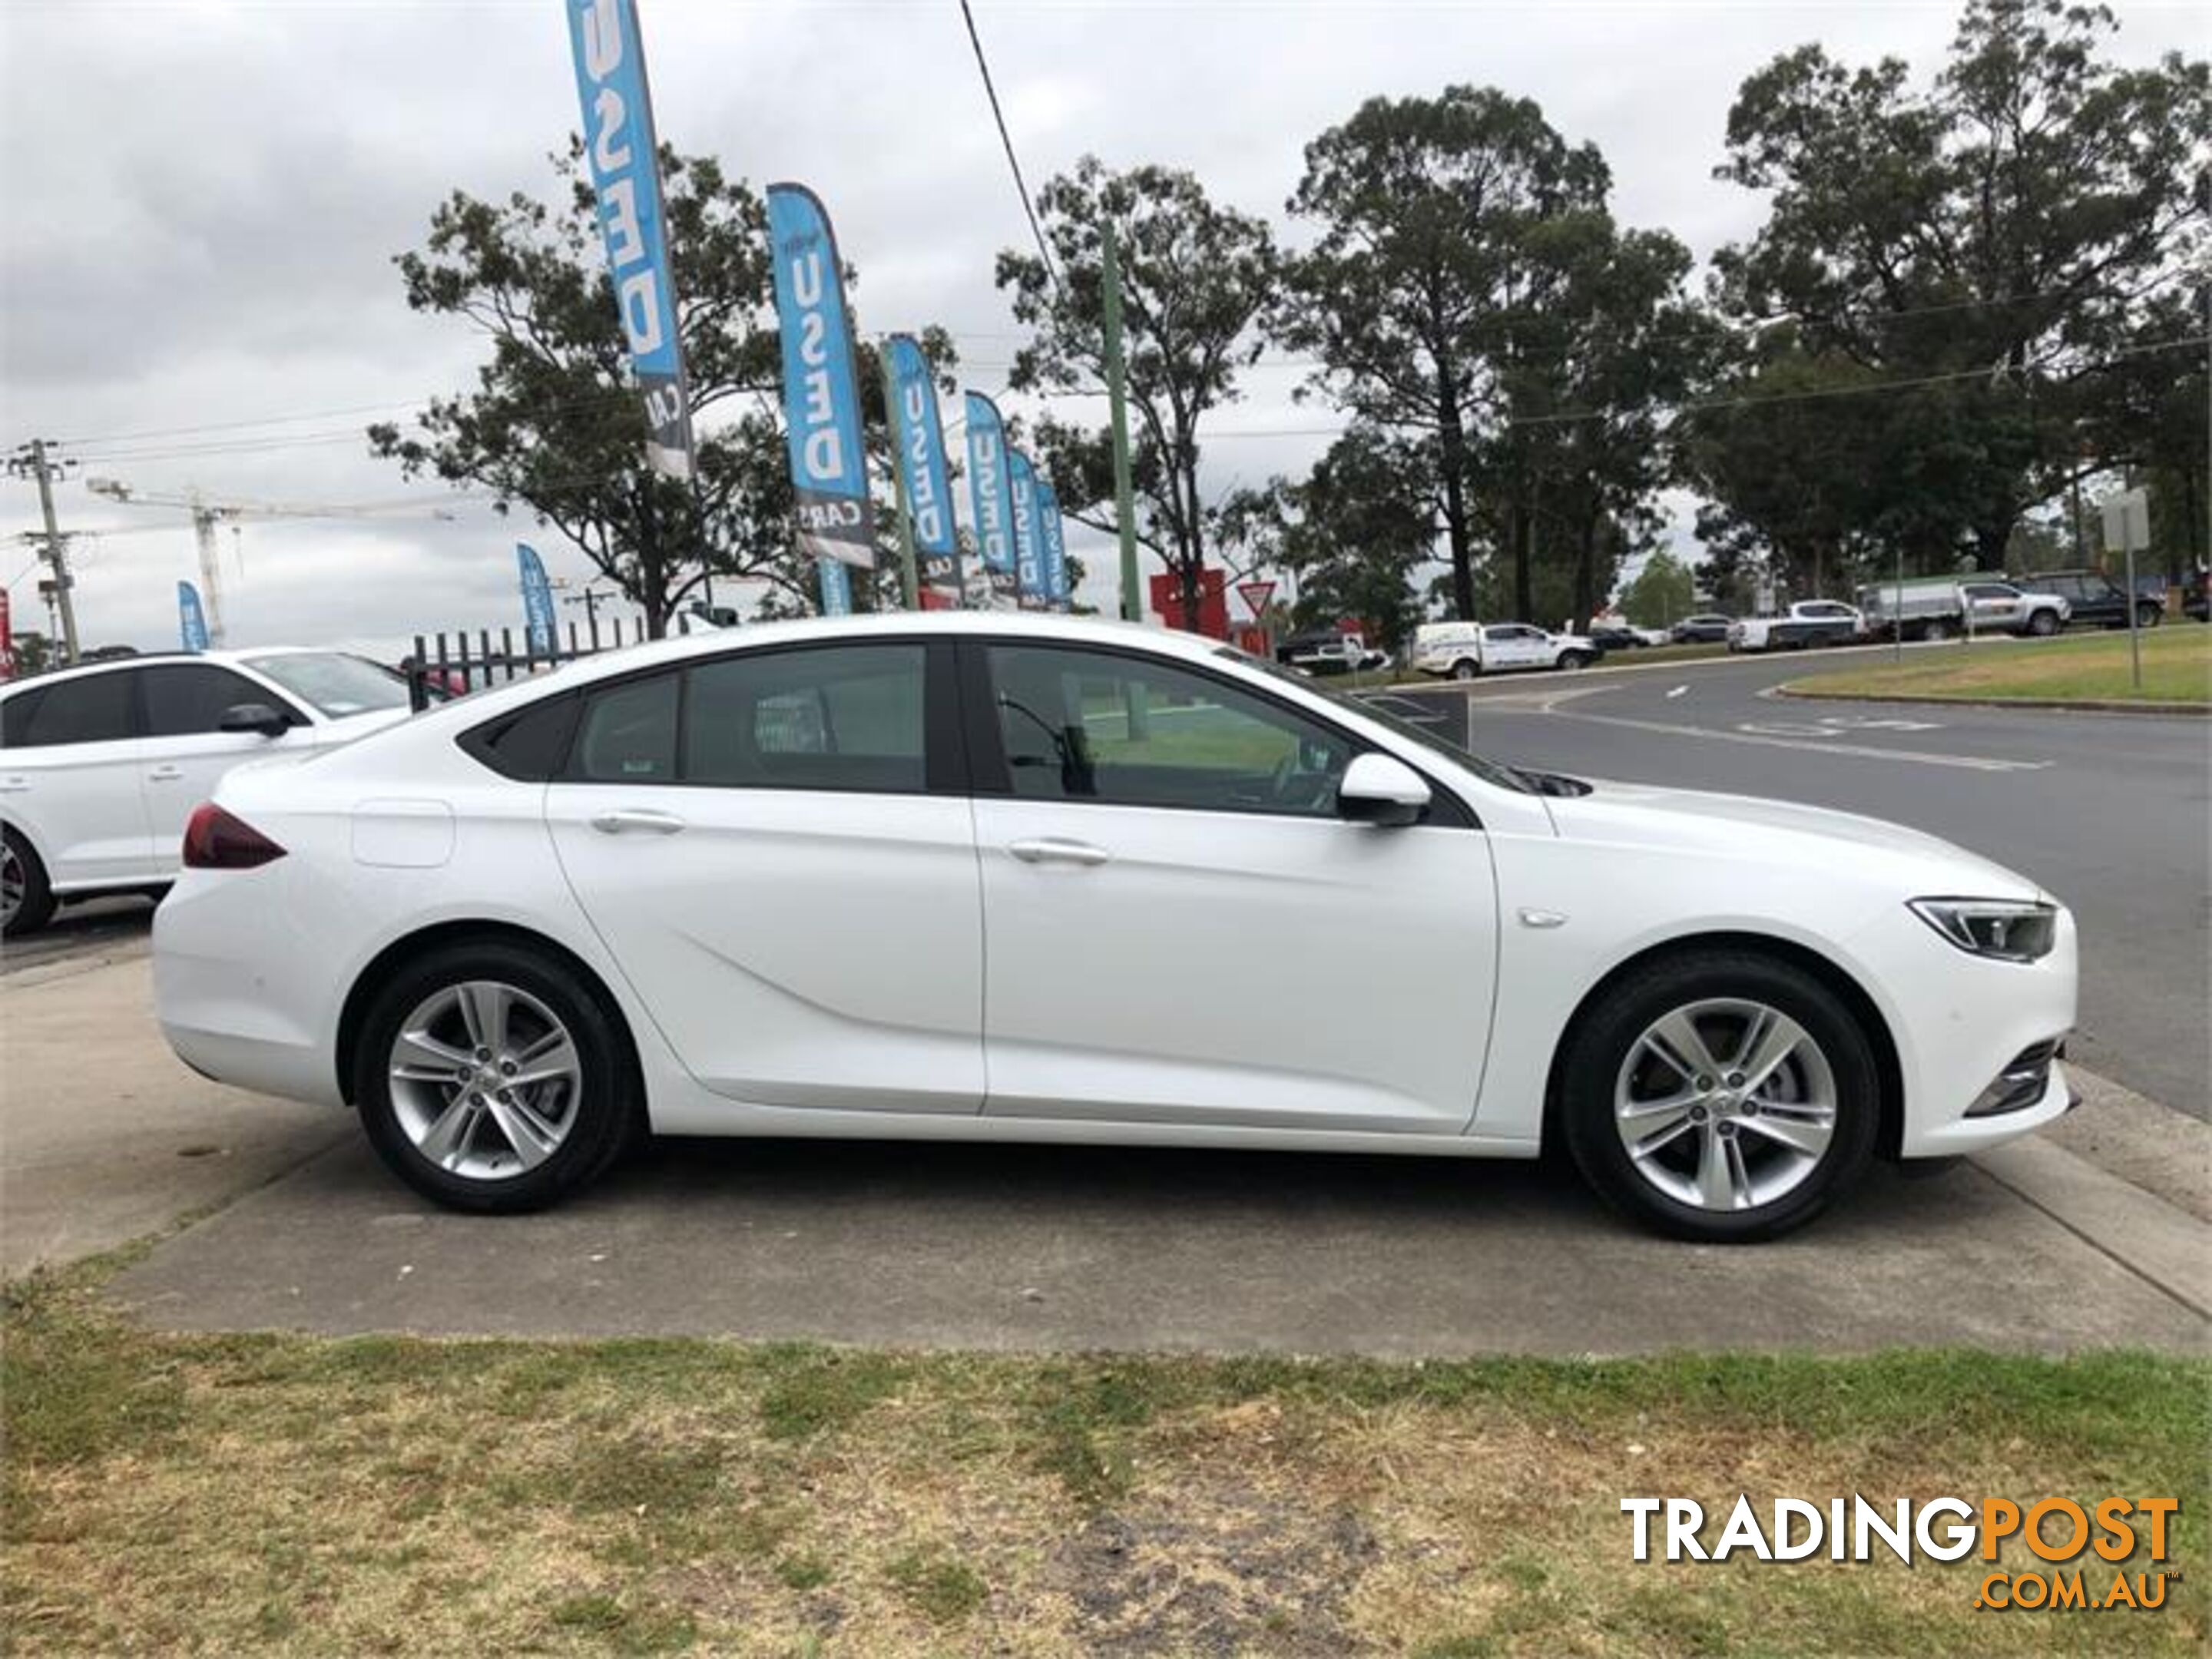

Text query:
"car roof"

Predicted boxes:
[[0, 643, 363, 698]]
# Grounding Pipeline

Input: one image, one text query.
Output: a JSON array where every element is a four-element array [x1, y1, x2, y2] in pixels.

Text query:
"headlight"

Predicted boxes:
[[1908, 897, 2058, 962]]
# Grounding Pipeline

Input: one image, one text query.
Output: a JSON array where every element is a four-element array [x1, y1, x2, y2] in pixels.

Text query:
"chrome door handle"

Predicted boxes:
[[1008, 836, 1110, 867], [147, 765, 185, 783], [589, 807, 687, 836]]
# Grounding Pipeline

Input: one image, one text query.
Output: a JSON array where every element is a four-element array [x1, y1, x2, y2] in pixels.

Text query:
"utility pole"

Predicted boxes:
[[1101, 221, 1141, 623], [9, 440, 81, 664]]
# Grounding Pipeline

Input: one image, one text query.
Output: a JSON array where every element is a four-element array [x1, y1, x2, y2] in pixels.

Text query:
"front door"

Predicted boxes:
[[134, 663, 311, 874], [546, 640, 984, 1114], [969, 640, 1498, 1134]]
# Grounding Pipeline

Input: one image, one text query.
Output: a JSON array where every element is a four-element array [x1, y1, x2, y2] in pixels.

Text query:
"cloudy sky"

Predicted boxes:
[[1, 0, 2197, 654]]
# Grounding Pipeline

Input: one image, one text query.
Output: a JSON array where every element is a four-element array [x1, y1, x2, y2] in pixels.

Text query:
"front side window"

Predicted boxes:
[[141, 664, 285, 737], [243, 652, 410, 718], [684, 644, 925, 793], [988, 644, 1351, 817], [7, 671, 134, 747]]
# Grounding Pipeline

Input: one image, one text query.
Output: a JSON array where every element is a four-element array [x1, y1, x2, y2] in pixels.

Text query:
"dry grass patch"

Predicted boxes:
[[5, 1263, 2207, 1654]]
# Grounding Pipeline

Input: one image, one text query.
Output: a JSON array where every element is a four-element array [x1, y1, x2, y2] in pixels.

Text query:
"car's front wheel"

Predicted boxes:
[[2027, 609, 2061, 637], [1559, 949, 1879, 1242], [2135, 604, 2162, 631], [353, 940, 640, 1213], [1451, 657, 1481, 680]]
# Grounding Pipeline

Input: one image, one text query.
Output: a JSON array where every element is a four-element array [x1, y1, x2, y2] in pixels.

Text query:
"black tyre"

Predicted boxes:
[[2136, 604, 2162, 631], [1451, 657, 1481, 681], [1558, 949, 1880, 1243], [2027, 609, 2060, 637], [1558, 650, 1593, 671], [1, 829, 55, 939], [352, 939, 640, 1214], [1922, 620, 1951, 644]]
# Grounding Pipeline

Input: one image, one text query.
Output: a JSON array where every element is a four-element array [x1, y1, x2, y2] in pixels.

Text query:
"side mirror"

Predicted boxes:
[[219, 702, 293, 738], [1338, 752, 1431, 827]]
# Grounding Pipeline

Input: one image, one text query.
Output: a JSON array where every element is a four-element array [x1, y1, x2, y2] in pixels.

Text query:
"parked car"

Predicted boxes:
[[1727, 601, 1865, 653], [0, 648, 413, 936], [1668, 614, 1734, 644], [154, 613, 2076, 1243], [1857, 578, 2068, 642], [2008, 569, 2164, 632], [1411, 621, 1602, 679], [1586, 623, 1650, 651], [1277, 629, 1387, 676], [2184, 568, 2210, 624]]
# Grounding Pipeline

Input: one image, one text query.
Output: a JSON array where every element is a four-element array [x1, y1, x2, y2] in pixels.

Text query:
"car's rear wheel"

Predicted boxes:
[[1, 830, 55, 939], [353, 940, 639, 1213], [1451, 657, 1480, 680], [1559, 949, 1879, 1242], [1922, 620, 1952, 644]]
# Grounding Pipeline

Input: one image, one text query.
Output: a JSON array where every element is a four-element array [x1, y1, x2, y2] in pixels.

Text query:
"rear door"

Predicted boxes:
[[134, 663, 313, 873], [0, 668, 151, 888], [545, 639, 984, 1114]]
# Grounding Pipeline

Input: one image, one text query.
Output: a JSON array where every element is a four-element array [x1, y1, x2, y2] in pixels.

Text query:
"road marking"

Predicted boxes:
[[1665, 684, 1687, 699], [1538, 709, 2051, 771]]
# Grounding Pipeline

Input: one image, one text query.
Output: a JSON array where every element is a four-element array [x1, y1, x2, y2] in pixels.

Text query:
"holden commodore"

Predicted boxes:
[[154, 613, 2075, 1241]]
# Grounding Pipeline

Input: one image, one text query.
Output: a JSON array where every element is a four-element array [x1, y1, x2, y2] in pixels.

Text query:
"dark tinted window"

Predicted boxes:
[[9, 671, 134, 747], [684, 644, 926, 793], [141, 664, 283, 737], [574, 674, 678, 783], [987, 644, 1351, 817], [2, 688, 46, 748], [459, 694, 580, 781]]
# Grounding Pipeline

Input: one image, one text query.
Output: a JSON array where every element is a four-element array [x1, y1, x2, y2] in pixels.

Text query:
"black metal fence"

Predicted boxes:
[[403, 612, 694, 712]]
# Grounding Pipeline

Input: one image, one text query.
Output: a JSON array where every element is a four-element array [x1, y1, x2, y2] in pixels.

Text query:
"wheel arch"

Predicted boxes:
[[1540, 930, 1904, 1161], [335, 918, 642, 1110]]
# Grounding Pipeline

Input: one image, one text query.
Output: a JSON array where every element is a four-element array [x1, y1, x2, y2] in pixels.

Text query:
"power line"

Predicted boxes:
[[959, 0, 1061, 297]]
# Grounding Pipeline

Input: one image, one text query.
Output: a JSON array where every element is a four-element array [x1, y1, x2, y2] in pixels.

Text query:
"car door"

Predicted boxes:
[[968, 639, 1498, 1134], [545, 639, 984, 1114], [134, 663, 313, 874], [1481, 626, 1528, 671], [0, 668, 152, 888]]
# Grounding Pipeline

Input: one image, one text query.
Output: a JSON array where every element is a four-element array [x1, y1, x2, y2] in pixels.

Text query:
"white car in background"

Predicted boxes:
[[154, 613, 2076, 1243], [1, 648, 413, 935], [1727, 601, 1866, 652], [1412, 621, 1602, 679]]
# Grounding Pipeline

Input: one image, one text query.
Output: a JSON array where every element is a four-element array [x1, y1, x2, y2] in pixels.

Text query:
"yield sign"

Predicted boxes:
[[1235, 579, 1277, 619]]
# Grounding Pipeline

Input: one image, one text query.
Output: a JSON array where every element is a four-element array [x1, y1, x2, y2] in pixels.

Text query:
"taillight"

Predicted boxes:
[[182, 803, 286, 870]]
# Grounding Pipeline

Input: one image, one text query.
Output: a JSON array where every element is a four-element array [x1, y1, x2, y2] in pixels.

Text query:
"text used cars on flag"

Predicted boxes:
[[963, 392, 1018, 606], [767, 183, 873, 574], [887, 334, 960, 600], [563, 0, 695, 480], [1009, 451, 1045, 608], [1038, 479, 1069, 610]]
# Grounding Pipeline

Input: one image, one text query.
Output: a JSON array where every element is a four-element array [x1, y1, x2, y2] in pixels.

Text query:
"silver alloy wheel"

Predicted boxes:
[[0, 839, 21, 927], [1613, 997, 1838, 1213], [386, 980, 583, 1181]]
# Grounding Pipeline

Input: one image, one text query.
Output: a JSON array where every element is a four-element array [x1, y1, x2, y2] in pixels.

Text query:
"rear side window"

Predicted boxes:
[[459, 694, 580, 782], [141, 664, 287, 737], [6, 671, 134, 747], [573, 674, 679, 783], [684, 644, 926, 793]]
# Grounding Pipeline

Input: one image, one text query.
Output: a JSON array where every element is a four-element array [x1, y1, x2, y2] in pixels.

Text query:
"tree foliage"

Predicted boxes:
[[996, 157, 1276, 629], [1698, 0, 2208, 586]]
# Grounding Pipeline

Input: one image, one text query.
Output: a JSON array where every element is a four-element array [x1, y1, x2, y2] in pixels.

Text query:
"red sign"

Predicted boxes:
[[916, 586, 959, 611], [1235, 579, 1276, 619], [1149, 569, 1229, 638]]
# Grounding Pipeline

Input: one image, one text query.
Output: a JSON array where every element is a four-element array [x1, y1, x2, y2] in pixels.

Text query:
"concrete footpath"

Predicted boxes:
[[5, 951, 2207, 1356], [0, 943, 347, 1276]]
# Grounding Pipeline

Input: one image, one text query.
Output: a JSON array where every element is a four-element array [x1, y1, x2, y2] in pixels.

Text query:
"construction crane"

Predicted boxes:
[[81, 478, 455, 647]]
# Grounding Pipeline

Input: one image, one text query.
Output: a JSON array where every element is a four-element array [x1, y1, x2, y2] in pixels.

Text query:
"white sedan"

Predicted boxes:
[[155, 613, 2077, 1241]]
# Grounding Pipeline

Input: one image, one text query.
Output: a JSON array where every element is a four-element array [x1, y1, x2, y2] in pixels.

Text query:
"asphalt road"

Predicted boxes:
[[1371, 645, 2211, 1119]]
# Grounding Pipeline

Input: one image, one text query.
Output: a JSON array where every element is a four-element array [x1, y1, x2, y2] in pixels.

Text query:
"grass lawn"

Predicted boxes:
[[5, 1250, 2207, 1655], [1784, 627, 2212, 707]]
